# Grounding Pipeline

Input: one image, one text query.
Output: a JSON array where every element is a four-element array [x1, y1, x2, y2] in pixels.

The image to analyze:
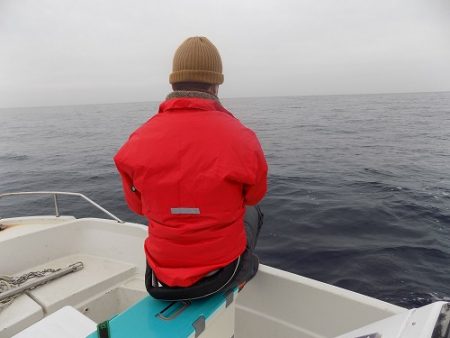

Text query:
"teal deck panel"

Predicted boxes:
[[86, 290, 234, 338]]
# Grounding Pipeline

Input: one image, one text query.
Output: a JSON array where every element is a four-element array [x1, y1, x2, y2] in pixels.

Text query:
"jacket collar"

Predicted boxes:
[[166, 90, 219, 102], [159, 96, 234, 117]]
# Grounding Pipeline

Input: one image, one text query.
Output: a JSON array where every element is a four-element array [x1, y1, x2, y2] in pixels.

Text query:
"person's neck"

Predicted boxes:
[[166, 90, 220, 102]]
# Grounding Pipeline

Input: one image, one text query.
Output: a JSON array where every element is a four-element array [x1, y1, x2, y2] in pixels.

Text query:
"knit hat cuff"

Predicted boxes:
[[169, 69, 224, 85]]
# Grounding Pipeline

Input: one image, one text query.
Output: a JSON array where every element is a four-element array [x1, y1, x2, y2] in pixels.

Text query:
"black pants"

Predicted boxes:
[[223, 205, 264, 291]]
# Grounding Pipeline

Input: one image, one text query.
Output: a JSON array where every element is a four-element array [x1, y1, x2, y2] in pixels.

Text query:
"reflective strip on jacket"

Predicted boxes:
[[114, 97, 268, 287]]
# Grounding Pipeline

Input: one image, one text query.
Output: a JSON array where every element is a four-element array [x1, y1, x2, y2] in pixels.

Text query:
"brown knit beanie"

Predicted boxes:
[[169, 36, 224, 85]]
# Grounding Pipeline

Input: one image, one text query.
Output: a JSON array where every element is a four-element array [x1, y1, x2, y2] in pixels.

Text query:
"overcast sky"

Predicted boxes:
[[1, 0, 449, 108]]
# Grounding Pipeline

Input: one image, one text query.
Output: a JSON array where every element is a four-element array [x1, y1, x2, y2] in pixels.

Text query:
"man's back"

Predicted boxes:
[[115, 37, 267, 296], [115, 96, 267, 287]]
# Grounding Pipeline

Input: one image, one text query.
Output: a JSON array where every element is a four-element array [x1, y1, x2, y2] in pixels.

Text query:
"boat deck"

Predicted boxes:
[[0, 217, 148, 337], [0, 216, 405, 338]]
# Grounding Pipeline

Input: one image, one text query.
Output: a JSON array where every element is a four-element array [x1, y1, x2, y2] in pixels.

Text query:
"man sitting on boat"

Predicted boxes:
[[114, 36, 268, 300]]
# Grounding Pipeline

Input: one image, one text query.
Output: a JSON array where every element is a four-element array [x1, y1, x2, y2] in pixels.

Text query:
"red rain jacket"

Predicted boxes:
[[114, 97, 267, 287]]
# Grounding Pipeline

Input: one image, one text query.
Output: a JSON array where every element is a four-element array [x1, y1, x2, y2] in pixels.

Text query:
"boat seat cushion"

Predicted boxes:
[[87, 289, 237, 338]]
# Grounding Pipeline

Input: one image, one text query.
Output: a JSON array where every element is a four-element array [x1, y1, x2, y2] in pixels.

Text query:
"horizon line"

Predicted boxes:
[[1, 89, 449, 110]]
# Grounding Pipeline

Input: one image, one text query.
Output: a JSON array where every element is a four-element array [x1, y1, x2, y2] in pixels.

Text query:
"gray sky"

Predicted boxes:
[[1, 0, 449, 108]]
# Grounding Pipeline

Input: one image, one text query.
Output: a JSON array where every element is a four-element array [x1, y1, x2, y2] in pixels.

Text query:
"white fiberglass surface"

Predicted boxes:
[[1, 218, 407, 338], [235, 265, 405, 338]]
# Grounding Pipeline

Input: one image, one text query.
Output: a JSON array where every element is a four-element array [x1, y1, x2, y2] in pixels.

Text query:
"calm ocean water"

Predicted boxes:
[[1, 91, 450, 308]]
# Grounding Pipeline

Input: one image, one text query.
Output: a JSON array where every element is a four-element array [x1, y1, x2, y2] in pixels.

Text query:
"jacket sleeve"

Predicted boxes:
[[243, 136, 268, 206], [114, 144, 144, 216]]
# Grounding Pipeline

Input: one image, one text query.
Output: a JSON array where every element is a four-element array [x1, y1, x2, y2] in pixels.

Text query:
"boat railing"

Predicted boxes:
[[0, 191, 124, 223]]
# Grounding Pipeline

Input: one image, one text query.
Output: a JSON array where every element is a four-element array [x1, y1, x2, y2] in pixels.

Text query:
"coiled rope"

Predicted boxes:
[[0, 262, 84, 311]]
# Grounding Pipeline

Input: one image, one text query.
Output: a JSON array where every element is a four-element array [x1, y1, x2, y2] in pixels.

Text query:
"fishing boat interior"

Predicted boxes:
[[1, 192, 449, 338]]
